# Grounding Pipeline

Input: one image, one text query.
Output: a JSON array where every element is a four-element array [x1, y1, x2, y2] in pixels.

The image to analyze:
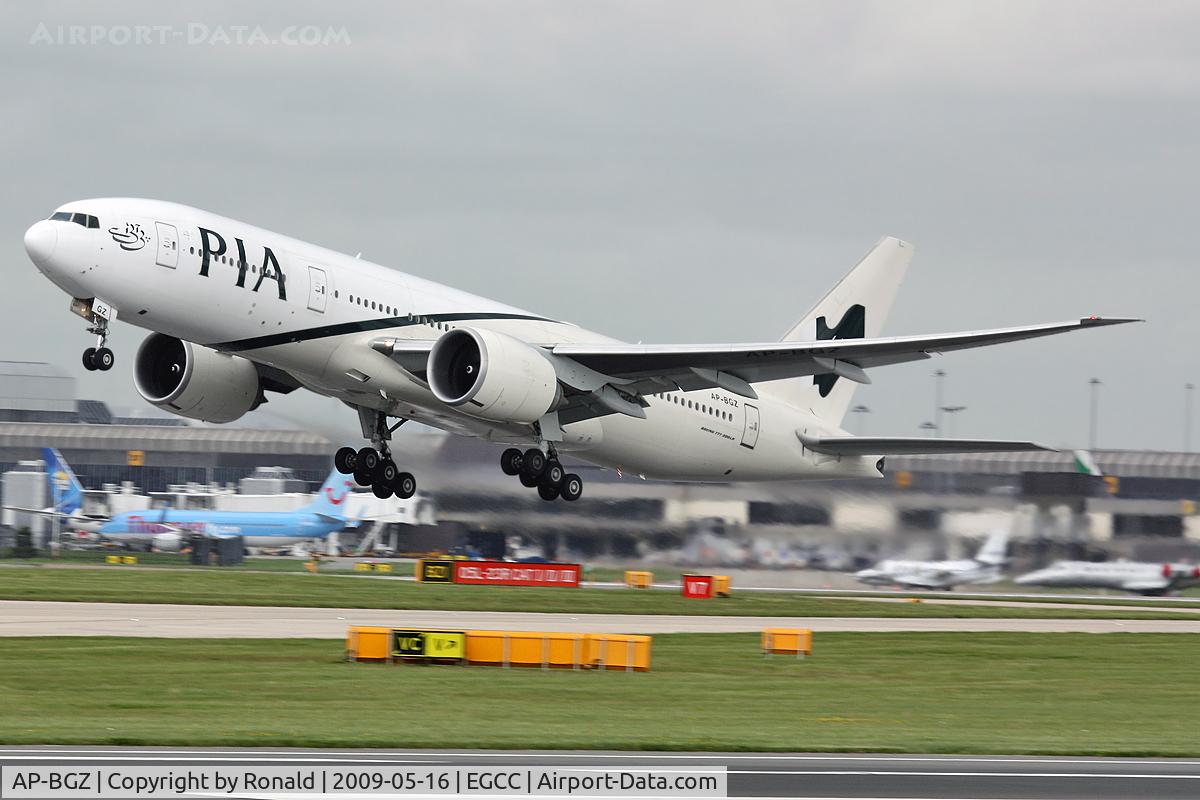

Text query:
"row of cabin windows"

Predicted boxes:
[[179, 244, 452, 329], [49, 211, 100, 228], [652, 392, 733, 422], [186, 245, 278, 278]]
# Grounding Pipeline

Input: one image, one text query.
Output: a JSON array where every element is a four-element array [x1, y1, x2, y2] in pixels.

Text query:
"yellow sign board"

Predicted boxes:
[[127, 450, 145, 467], [391, 630, 466, 660]]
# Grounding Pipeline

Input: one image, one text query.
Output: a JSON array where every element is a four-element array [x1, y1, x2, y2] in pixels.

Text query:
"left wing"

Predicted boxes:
[[546, 316, 1137, 394], [372, 316, 1137, 424]]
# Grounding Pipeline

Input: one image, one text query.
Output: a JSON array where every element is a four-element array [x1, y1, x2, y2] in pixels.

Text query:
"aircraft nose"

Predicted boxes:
[[24, 220, 58, 267]]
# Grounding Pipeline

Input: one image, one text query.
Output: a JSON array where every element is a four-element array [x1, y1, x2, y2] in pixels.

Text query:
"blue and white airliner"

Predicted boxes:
[[14, 448, 356, 551]]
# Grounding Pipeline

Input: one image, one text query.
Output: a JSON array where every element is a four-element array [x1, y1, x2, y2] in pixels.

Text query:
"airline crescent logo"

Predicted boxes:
[[108, 222, 150, 251], [324, 481, 353, 505]]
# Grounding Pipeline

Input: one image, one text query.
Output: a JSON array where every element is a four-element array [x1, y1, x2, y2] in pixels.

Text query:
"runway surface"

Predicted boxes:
[[2, 747, 1199, 798], [3, 600, 1200, 637]]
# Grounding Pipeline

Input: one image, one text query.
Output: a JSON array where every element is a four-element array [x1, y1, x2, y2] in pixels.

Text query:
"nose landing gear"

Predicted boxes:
[[500, 446, 582, 502], [80, 303, 115, 372]]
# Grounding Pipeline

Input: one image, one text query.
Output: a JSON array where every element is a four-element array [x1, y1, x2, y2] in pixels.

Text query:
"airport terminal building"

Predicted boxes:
[[3, 361, 1200, 564]]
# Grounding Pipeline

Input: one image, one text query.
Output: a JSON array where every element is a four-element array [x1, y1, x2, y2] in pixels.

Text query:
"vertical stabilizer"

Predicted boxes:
[[41, 447, 83, 514], [302, 468, 356, 516], [974, 528, 1010, 566], [1073, 450, 1104, 476], [767, 237, 913, 425]]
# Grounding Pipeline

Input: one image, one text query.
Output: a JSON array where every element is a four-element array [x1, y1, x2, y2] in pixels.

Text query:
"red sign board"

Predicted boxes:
[[682, 574, 714, 599], [453, 561, 581, 587]]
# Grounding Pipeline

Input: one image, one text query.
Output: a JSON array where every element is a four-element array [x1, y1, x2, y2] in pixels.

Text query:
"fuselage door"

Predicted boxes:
[[307, 265, 328, 312], [741, 403, 760, 449], [154, 222, 178, 268]]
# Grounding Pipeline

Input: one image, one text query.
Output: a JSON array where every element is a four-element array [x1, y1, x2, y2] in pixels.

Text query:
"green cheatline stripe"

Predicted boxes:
[[209, 312, 559, 352]]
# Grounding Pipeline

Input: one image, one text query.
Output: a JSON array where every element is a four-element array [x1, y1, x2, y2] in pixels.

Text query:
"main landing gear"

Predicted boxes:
[[81, 319, 114, 372], [334, 413, 417, 500], [500, 446, 583, 503]]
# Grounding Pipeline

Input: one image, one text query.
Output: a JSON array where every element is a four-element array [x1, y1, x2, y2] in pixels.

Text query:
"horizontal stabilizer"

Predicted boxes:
[[798, 433, 1055, 456]]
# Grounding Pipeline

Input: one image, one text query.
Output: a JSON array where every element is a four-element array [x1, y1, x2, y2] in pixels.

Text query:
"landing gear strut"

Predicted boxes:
[[333, 412, 417, 500], [500, 446, 582, 503], [81, 319, 114, 372]]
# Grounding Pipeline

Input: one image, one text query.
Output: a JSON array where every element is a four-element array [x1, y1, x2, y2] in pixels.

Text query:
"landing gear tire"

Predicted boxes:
[[521, 448, 546, 478], [378, 460, 399, 485], [500, 448, 523, 476], [544, 460, 565, 487], [94, 347, 114, 371], [519, 471, 541, 488], [559, 474, 583, 502], [356, 447, 380, 477], [353, 468, 373, 487], [334, 447, 358, 474], [537, 482, 560, 501], [82, 348, 97, 371], [372, 483, 393, 499], [392, 472, 416, 499]]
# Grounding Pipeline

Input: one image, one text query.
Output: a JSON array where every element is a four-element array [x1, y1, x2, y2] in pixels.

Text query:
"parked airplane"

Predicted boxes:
[[10, 449, 357, 551], [855, 528, 1010, 589], [1016, 561, 1200, 596], [24, 199, 1138, 502], [1, 448, 107, 533]]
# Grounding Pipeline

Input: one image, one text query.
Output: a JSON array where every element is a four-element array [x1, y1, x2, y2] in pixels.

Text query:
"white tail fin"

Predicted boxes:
[[974, 528, 1010, 566], [1072, 449, 1103, 476], [769, 237, 913, 425]]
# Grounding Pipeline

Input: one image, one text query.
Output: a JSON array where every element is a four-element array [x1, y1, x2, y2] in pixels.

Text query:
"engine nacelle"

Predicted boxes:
[[134, 333, 261, 424], [428, 327, 561, 424], [152, 532, 183, 552]]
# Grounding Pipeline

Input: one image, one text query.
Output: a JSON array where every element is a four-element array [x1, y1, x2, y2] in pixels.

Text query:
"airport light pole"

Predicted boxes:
[[1186, 383, 1195, 452], [940, 405, 966, 438], [1088, 378, 1102, 450], [933, 369, 946, 436], [850, 404, 871, 434]]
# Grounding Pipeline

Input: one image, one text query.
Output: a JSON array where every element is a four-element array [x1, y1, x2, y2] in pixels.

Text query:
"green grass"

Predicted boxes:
[[2, 633, 1198, 754], [0, 567, 1192, 619]]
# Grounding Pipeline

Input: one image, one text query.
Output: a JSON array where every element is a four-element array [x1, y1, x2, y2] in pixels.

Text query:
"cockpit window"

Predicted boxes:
[[49, 211, 99, 228]]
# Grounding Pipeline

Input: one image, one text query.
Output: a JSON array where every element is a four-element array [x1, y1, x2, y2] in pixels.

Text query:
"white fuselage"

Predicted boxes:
[[856, 558, 1002, 589], [26, 198, 883, 483], [1016, 561, 1200, 595]]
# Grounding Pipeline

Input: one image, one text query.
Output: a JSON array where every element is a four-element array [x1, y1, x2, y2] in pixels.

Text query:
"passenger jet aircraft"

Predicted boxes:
[[5, 448, 356, 550], [23, 199, 1137, 502], [1016, 561, 1200, 596], [855, 529, 1009, 590]]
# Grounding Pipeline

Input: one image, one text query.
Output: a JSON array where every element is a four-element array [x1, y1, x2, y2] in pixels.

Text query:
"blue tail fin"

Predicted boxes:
[[42, 447, 83, 514], [303, 468, 356, 516]]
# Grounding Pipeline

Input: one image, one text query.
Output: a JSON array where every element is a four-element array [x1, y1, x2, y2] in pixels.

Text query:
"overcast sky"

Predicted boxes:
[[1, 1, 1195, 450]]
